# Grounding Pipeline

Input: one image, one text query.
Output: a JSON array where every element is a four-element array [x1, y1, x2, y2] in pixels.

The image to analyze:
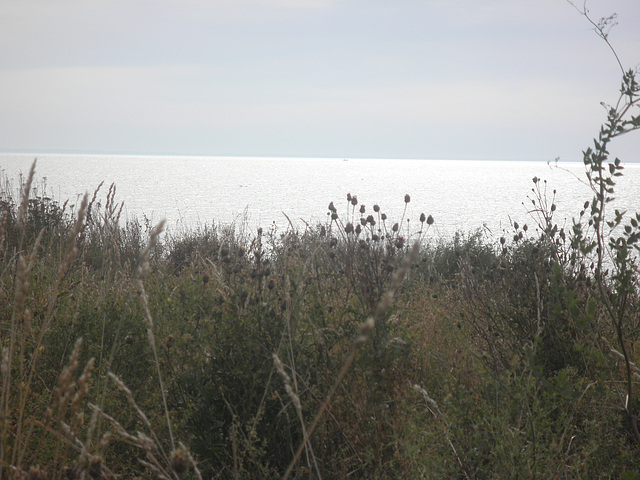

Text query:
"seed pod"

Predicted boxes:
[[360, 205, 366, 214], [420, 213, 426, 223], [404, 194, 411, 203], [345, 222, 354, 234], [426, 215, 434, 225], [392, 223, 399, 232], [373, 204, 380, 212], [381, 213, 387, 221], [171, 448, 190, 475], [351, 196, 358, 206]]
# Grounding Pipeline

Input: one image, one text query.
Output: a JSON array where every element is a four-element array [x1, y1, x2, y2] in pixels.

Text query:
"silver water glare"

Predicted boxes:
[[1, 154, 639, 240]]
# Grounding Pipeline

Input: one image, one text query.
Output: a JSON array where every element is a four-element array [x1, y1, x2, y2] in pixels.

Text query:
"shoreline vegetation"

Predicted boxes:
[[2, 140, 640, 478], [2, 12, 640, 480]]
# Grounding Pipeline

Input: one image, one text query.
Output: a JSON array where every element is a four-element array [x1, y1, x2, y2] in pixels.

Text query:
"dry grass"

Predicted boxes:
[[2, 156, 640, 478], [0, 162, 202, 478]]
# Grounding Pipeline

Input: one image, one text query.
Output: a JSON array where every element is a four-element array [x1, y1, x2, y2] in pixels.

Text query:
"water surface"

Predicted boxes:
[[2, 154, 639, 240]]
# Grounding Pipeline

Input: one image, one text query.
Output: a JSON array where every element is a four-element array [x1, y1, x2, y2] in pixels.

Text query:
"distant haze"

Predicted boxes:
[[1, 0, 639, 161]]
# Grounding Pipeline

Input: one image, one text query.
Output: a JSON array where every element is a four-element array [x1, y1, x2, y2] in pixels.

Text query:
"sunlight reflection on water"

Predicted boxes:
[[2, 154, 639, 241]]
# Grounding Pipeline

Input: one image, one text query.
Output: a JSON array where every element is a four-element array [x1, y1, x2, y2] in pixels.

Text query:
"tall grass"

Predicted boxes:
[[0, 162, 202, 478], [1, 150, 639, 478]]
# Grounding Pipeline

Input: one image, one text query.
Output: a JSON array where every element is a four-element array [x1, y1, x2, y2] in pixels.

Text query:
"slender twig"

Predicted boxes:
[[136, 220, 175, 452], [567, 1, 625, 74]]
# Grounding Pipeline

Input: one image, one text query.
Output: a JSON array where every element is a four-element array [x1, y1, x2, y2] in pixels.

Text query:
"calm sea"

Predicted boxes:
[[1, 154, 639, 240]]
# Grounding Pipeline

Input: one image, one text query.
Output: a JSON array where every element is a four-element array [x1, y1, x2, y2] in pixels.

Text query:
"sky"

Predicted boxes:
[[1, 0, 639, 161]]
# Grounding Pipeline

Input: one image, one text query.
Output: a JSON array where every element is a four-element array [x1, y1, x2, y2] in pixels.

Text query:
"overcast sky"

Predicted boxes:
[[1, 0, 639, 161]]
